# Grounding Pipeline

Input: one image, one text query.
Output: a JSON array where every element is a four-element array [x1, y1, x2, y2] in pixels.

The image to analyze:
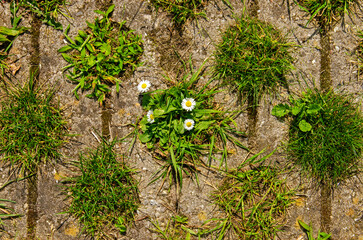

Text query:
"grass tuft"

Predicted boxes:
[[0, 77, 67, 174], [213, 17, 295, 108], [210, 150, 295, 239], [272, 89, 363, 186], [149, 0, 208, 27], [296, 0, 360, 27], [63, 139, 139, 238]]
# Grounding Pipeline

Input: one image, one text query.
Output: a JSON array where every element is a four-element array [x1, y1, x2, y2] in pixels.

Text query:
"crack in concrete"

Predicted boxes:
[[26, 13, 41, 240], [320, 25, 332, 92]]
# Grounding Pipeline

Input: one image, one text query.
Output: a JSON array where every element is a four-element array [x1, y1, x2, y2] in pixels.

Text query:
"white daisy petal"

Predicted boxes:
[[181, 98, 196, 111], [138, 80, 151, 93], [147, 110, 155, 123], [184, 119, 195, 131]]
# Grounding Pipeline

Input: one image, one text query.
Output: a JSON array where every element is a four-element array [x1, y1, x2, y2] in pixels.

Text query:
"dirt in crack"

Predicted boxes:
[[29, 15, 41, 82], [101, 96, 113, 139], [26, 174, 38, 240], [320, 25, 332, 92], [246, 0, 259, 150], [320, 184, 332, 235], [319, 23, 332, 235], [247, 96, 258, 150], [26, 14, 41, 239]]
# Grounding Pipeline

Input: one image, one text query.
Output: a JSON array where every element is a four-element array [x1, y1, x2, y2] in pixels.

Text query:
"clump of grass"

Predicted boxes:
[[59, 5, 143, 104], [63, 139, 139, 238], [7, 0, 69, 30], [0, 77, 67, 174], [133, 60, 247, 190], [296, 0, 359, 27], [272, 89, 363, 186], [209, 150, 295, 239], [150, 215, 194, 239], [149, 0, 208, 27], [213, 17, 294, 107]]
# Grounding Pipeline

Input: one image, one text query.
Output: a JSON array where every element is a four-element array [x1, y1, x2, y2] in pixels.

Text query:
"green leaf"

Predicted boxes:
[[61, 53, 73, 63], [291, 104, 302, 116], [153, 109, 165, 118], [195, 120, 215, 131], [106, 5, 115, 17], [299, 120, 312, 132], [306, 104, 322, 114], [58, 45, 73, 53], [139, 132, 152, 143], [271, 104, 290, 117]]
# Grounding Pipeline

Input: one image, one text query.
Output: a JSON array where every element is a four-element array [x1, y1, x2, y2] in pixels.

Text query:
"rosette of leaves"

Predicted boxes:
[[213, 17, 294, 108], [138, 61, 248, 190], [209, 150, 295, 239], [150, 0, 208, 27], [63, 139, 139, 238], [59, 5, 143, 104], [272, 89, 363, 185]]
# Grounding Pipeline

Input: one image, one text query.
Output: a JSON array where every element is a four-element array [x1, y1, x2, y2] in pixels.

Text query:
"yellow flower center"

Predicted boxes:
[[186, 122, 192, 127], [186, 101, 192, 107], [141, 83, 147, 89], [150, 114, 154, 120]]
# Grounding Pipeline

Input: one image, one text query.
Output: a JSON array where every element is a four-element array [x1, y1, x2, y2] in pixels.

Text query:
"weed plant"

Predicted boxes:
[[149, 0, 208, 27], [63, 139, 139, 238], [298, 220, 331, 240], [135, 60, 248, 190], [0, 199, 22, 229], [0, 2, 27, 75], [59, 5, 143, 104], [272, 89, 363, 186], [6, 0, 68, 30], [296, 0, 359, 27], [0, 77, 67, 174], [150, 215, 194, 240], [210, 150, 295, 239], [213, 17, 294, 108]]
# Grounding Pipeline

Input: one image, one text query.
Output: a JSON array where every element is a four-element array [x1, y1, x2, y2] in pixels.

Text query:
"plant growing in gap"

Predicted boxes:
[[59, 5, 143, 104], [0, 2, 27, 76], [208, 149, 295, 239], [298, 220, 331, 240], [131, 60, 248, 191], [62, 139, 139, 238], [272, 88, 363, 186], [213, 16, 295, 108], [0, 76, 68, 174], [150, 215, 197, 240], [296, 0, 359, 27], [149, 0, 208, 27], [0, 199, 23, 229], [6, 0, 69, 30]]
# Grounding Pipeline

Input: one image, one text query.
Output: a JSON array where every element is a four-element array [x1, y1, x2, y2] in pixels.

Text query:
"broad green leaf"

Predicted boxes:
[[195, 120, 215, 131], [306, 104, 322, 114], [271, 104, 290, 117], [58, 45, 73, 53], [153, 109, 165, 117], [106, 5, 115, 17], [299, 120, 312, 132], [139, 132, 152, 143], [291, 104, 302, 116], [61, 53, 73, 63]]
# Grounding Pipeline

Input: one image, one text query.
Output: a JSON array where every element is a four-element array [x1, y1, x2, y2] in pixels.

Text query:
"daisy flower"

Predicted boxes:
[[181, 98, 196, 111], [184, 119, 195, 131], [147, 110, 155, 123], [137, 80, 151, 93]]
